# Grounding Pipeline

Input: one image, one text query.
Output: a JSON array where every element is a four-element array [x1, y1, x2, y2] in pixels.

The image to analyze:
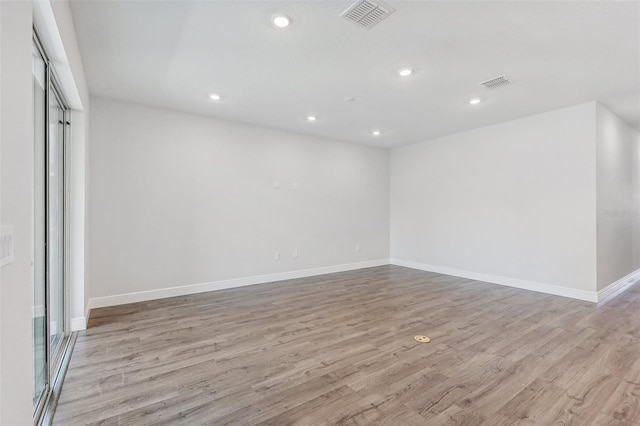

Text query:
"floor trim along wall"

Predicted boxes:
[[87, 258, 391, 313], [32, 304, 45, 319], [390, 259, 599, 302], [598, 268, 640, 304], [83, 259, 639, 324], [70, 317, 87, 332]]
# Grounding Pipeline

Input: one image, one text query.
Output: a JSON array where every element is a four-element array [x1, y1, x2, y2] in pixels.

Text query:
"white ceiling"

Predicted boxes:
[[69, 0, 640, 148]]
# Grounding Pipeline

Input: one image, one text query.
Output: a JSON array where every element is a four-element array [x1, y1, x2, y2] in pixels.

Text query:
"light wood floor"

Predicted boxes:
[[54, 266, 640, 425]]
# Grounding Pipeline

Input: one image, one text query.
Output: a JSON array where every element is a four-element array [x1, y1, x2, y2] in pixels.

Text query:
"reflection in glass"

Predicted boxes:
[[32, 39, 47, 408], [48, 92, 65, 358]]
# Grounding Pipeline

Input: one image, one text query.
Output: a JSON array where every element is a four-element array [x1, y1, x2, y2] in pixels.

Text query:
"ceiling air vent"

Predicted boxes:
[[480, 75, 512, 89], [341, 0, 395, 29]]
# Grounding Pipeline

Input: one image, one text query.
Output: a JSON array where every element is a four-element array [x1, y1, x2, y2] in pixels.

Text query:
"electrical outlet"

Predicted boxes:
[[274, 181, 280, 189], [356, 244, 361, 252], [274, 251, 280, 261], [293, 249, 298, 258], [292, 181, 298, 190], [1, 225, 15, 267]]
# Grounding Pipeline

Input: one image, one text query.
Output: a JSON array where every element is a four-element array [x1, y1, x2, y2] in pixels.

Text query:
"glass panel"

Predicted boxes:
[[32, 39, 48, 408], [48, 91, 65, 359], [33, 32, 70, 424]]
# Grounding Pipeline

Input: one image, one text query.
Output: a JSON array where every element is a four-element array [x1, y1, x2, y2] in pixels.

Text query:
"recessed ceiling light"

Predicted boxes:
[[209, 93, 221, 101], [469, 98, 481, 105], [307, 115, 317, 121], [273, 15, 291, 28], [372, 130, 381, 136], [398, 68, 413, 77], [344, 97, 356, 102]]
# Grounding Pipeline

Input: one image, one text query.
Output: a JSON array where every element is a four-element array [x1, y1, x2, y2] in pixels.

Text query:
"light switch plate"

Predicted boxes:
[[1, 225, 14, 267]]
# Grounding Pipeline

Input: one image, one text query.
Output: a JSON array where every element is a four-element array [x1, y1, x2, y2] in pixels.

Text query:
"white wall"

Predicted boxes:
[[0, 1, 35, 424], [0, 3, 3, 422], [88, 97, 389, 302], [390, 103, 598, 299], [595, 104, 639, 290]]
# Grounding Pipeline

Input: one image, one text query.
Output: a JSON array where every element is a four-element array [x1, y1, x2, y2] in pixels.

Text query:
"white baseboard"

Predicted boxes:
[[70, 317, 87, 331], [34, 305, 86, 330], [390, 258, 598, 302], [84, 302, 91, 327], [87, 259, 390, 313], [597, 268, 640, 304], [85, 258, 621, 319], [32, 304, 45, 319]]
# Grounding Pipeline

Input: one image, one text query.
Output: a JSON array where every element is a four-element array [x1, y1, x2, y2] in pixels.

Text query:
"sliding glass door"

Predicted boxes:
[[32, 37, 48, 412], [32, 30, 70, 424]]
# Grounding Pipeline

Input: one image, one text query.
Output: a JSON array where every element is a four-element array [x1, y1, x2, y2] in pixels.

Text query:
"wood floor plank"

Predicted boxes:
[[53, 265, 640, 425]]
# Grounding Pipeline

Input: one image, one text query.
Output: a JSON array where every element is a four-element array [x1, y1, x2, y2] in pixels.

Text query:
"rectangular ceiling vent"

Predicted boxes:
[[341, 0, 395, 29], [480, 75, 512, 89]]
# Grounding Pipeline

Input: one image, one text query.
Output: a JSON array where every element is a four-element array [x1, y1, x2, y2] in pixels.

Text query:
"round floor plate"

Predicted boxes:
[[414, 335, 431, 343]]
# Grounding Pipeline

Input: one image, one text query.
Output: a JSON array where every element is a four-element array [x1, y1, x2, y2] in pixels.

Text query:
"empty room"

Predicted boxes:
[[1, 0, 640, 424]]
